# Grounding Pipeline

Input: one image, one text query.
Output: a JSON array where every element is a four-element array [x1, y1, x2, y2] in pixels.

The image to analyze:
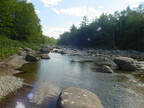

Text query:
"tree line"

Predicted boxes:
[[0, 0, 56, 58], [57, 5, 144, 51], [0, 0, 43, 43]]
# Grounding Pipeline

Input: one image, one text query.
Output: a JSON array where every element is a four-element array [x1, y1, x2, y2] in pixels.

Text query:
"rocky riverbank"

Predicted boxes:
[[0, 45, 144, 108], [0, 47, 43, 101], [53, 47, 144, 72]]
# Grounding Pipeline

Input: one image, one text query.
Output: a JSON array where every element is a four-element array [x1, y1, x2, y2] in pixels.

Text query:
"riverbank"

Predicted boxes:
[[0, 45, 54, 102], [0, 46, 144, 108], [0, 47, 40, 102]]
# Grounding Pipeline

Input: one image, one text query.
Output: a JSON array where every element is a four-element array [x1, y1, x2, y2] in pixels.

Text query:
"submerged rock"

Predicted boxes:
[[57, 87, 103, 108], [30, 82, 59, 106], [114, 57, 137, 71]]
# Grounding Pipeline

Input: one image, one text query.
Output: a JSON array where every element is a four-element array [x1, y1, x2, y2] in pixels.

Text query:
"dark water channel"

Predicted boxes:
[[1, 53, 144, 108]]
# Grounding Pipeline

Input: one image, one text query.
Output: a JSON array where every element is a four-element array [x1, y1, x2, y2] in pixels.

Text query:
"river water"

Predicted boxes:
[[1, 53, 144, 108]]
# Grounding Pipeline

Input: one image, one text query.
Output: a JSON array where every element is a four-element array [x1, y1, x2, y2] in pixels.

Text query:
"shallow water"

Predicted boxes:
[[1, 53, 144, 108]]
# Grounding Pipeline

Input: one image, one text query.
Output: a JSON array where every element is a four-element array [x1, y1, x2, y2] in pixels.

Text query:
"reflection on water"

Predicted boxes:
[[15, 102, 26, 108], [1, 53, 144, 108]]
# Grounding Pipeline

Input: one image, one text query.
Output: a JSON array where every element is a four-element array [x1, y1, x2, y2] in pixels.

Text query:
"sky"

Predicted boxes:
[[27, 0, 144, 39]]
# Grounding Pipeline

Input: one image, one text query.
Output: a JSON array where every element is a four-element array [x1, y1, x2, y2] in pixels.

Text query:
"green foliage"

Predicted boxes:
[[0, 0, 42, 42], [0, 0, 52, 58], [0, 35, 23, 58], [42, 36, 56, 45], [57, 5, 144, 51]]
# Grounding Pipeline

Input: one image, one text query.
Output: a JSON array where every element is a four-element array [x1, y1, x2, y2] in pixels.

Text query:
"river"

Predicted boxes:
[[1, 52, 144, 108]]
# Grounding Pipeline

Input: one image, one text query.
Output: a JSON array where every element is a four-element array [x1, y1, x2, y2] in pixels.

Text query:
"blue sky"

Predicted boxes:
[[27, 0, 144, 39]]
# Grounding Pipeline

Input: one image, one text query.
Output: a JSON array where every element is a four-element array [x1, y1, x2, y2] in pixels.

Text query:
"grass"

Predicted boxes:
[[0, 35, 42, 59], [0, 36, 22, 58]]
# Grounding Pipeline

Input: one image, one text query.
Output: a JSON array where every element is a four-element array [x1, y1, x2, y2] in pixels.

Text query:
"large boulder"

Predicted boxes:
[[114, 57, 137, 71], [25, 54, 38, 62], [57, 87, 103, 108], [41, 54, 50, 59], [96, 65, 114, 73]]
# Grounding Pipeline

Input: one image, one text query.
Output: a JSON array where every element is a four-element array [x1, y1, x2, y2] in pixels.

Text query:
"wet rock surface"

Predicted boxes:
[[30, 82, 59, 107], [57, 87, 103, 108]]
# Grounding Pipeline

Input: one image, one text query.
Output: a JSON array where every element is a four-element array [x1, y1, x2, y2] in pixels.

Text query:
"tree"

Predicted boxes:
[[57, 5, 144, 51], [0, 0, 42, 43]]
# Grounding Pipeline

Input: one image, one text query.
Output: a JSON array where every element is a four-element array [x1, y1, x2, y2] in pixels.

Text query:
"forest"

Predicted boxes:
[[0, 0, 55, 58], [57, 5, 144, 51], [0, 0, 42, 42]]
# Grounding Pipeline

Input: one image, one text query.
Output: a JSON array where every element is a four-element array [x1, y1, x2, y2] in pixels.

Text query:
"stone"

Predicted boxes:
[[25, 54, 38, 62], [24, 48, 32, 52], [96, 65, 114, 73], [5, 54, 26, 69], [40, 46, 52, 54], [57, 87, 103, 108], [114, 57, 137, 71], [0, 76, 23, 100], [41, 54, 50, 59]]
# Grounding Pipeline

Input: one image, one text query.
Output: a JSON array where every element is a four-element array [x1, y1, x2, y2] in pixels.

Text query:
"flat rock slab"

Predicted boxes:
[[4, 54, 26, 69], [57, 87, 103, 108], [0, 76, 23, 100]]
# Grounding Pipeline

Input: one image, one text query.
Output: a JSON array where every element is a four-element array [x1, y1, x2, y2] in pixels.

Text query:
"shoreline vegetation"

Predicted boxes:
[[57, 5, 144, 51], [0, 0, 56, 59]]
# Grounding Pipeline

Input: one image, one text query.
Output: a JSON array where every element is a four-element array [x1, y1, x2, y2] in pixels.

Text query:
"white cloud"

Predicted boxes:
[[53, 6, 101, 19], [43, 27, 69, 39], [35, 10, 40, 14], [40, 0, 62, 7], [127, 0, 144, 7]]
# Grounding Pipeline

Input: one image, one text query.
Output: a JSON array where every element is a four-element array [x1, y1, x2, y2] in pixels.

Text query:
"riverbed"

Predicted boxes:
[[1, 52, 144, 108]]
